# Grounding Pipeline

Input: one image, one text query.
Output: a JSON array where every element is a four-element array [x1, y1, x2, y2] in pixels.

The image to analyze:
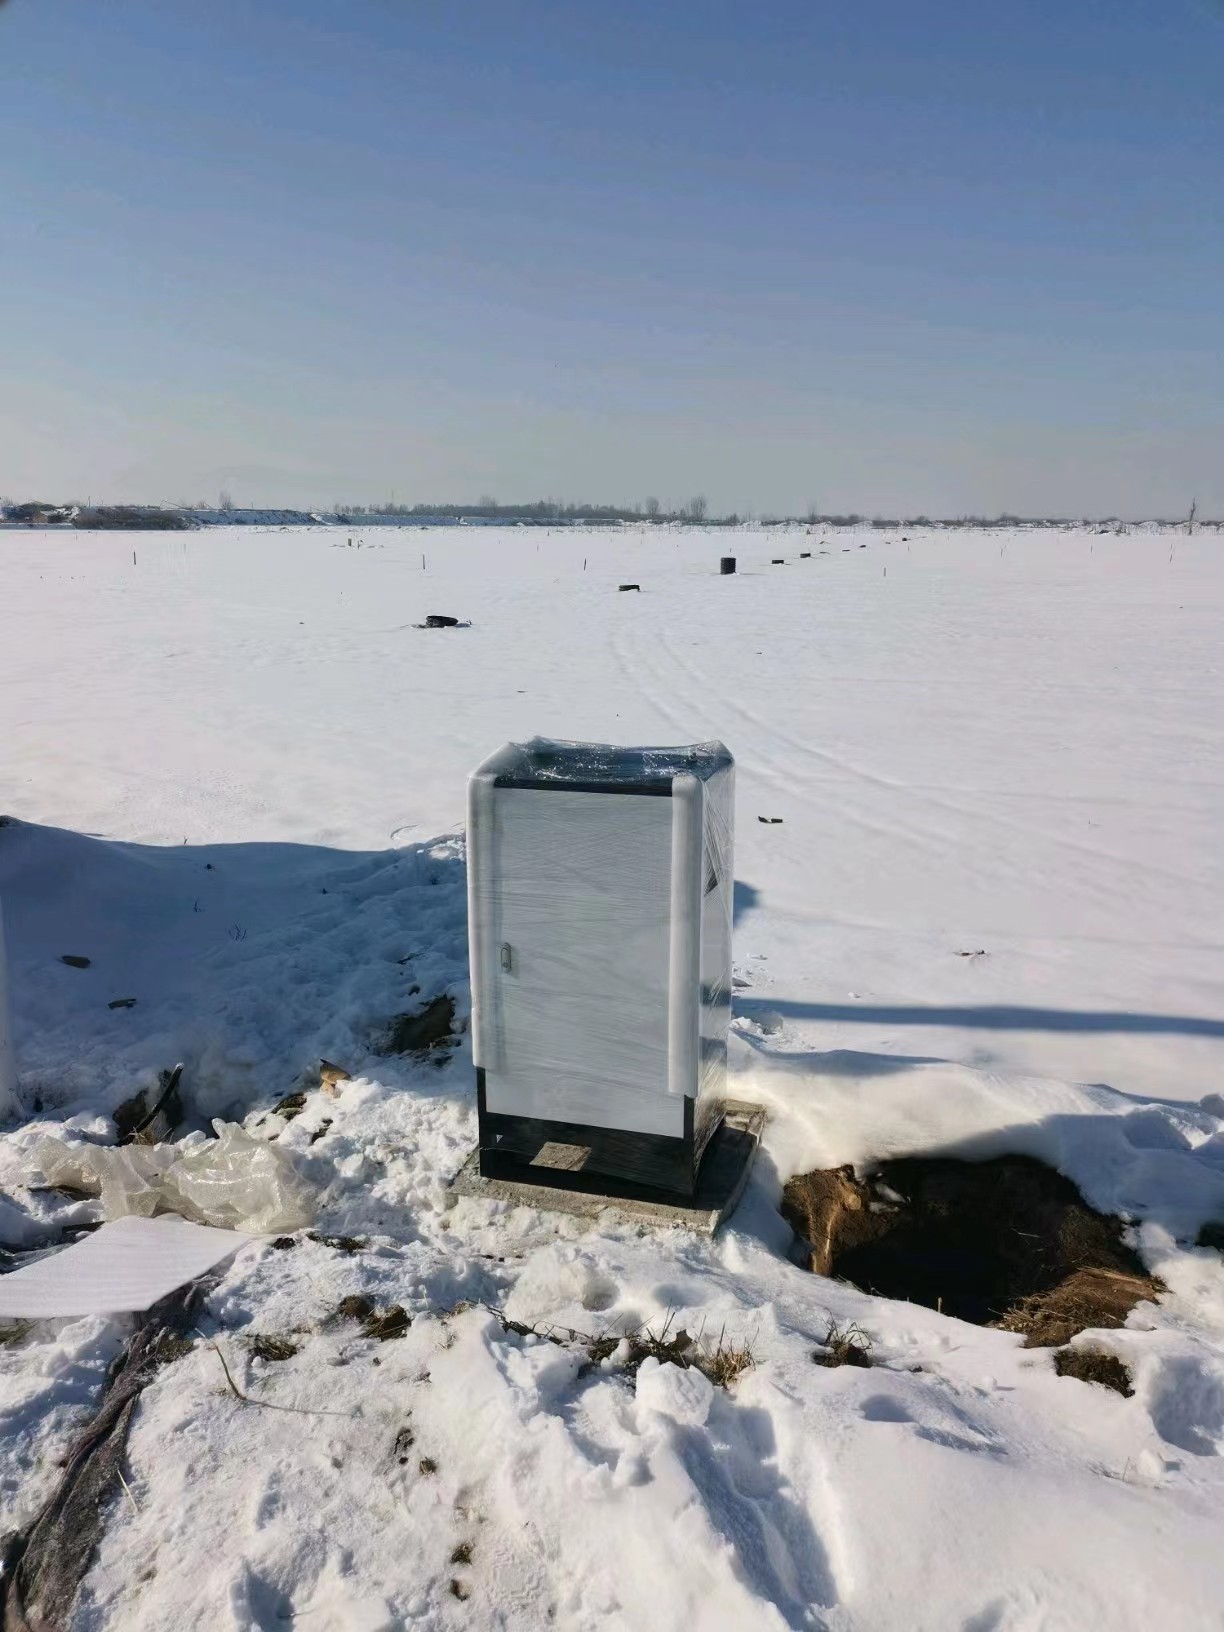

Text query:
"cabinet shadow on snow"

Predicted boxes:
[[734, 994, 1224, 1039]]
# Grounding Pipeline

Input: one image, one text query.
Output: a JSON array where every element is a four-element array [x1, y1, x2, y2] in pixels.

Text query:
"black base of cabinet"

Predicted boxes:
[[476, 1069, 723, 1201]]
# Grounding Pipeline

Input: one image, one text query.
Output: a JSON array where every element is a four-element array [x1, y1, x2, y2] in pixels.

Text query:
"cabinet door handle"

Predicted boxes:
[[499, 942, 513, 973]]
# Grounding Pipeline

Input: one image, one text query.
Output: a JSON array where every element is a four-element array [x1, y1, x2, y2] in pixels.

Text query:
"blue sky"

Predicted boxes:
[[1, 0, 1221, 514]]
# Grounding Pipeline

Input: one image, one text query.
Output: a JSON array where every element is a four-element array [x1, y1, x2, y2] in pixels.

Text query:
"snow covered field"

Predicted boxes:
[[2, 522, 1224, 1629]]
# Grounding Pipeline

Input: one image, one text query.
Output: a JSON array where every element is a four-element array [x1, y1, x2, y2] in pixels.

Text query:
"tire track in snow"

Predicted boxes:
[[642, 623, 1204, 904], [611, 619, 1014, 883]]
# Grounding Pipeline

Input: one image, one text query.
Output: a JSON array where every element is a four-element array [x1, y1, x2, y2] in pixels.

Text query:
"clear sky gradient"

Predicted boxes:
[[2, 0, 1221, 515]]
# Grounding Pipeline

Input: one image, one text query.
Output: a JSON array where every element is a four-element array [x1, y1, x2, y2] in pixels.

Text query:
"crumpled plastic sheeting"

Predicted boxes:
[[32, 1120, 315, 1234]]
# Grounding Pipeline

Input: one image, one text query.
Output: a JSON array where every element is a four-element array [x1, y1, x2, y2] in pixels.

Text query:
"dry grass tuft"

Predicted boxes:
[[485, 1306, 756, 1389], [814, 1319, 873, 1368], [248, 1334, 299, 1364], [999, 1268, 1161, 1350]]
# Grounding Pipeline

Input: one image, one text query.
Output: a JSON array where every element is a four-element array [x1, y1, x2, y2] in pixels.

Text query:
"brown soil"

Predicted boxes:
[[1053, 1346, 1134, 1395], [382, 994, 458, 1057], [782, 1154, 1162, 1347]]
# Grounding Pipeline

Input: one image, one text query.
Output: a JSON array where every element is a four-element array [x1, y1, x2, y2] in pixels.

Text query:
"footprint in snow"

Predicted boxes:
[[1147, 1353, 1224, 1455]]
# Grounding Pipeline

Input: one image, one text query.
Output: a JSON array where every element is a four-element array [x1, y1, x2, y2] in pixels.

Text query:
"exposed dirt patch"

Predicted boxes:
[[381, 994, 458, 1058], [364, 1305, 411, 1341], [1054, 1346, 1134, 1396], [113, 1064, 184, 1145], [248, 1334, 300, 1364], [782, 1155, 1162, 1347], [334, 1294, 375, 1323], [329, 1295, 410, 1340], [308, 1232, 366, 1254]]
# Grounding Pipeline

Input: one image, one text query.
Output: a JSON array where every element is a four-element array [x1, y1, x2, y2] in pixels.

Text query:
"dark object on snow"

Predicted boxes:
[[424, 614, 460, 628], [59, 955, 90, 970], [956, 949, 988, 959], [107, 997, 137, 1010], [96, 1081, 141, 1142], [335, 1294, 375, 1322], [782, 1156, 1162, 1346], [618, 583, 641, 592], [800, 551, 811, 558], [813, 1319, 872, 1369], [272, 1091, 307, 1120], [308, 1231, 365, 1254], [720, 557, 736, 575], [248, 1333, 298, 1364], [757, 816, 783, 824], [0, 1282, 203, 1632], [363, 1304, 410, 1341], [115, 1064, 184, 1146], [451, 1101, 766, 1238], [383, 994, 457, 1057], [1054, 1346, 1133, 1396], [771, 558, 785, 565], [73, 506, 193, 531]]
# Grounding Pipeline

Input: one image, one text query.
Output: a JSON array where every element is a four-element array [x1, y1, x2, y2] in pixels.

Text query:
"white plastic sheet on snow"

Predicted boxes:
[[0, 1215, 247, 1317], [32, 1121, 314, 1234]]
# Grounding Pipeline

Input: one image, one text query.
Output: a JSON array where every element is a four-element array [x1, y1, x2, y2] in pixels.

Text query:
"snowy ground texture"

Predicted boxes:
[[2, 522, 1224, 1631]]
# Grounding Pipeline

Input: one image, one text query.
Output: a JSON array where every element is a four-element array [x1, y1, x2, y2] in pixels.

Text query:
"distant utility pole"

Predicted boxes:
[[1187, 498, 1197, 535]]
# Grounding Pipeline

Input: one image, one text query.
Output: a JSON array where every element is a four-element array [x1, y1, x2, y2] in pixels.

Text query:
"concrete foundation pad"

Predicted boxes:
[[448, 1099, 767, 1235]]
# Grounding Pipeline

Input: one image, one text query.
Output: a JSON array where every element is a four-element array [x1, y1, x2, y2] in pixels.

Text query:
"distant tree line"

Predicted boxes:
[[335, 495, 729, 524], [3, 494, 1218, 532]]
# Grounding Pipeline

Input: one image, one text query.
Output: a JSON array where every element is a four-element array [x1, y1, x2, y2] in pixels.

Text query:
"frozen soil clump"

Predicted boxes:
[[782, 1154, 1162, 1347]]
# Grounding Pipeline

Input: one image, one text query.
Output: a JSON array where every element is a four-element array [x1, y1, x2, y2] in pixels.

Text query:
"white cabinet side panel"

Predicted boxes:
[[477, 789, 682, 1137]]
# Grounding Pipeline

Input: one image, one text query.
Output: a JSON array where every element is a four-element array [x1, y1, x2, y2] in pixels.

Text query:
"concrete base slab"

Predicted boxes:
[[448, 1099, 767, 1235]]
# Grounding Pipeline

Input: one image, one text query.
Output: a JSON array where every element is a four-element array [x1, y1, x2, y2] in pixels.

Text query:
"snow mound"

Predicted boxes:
[[0, 816, 468, 1121], [635, 1357, 714, 1425]]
